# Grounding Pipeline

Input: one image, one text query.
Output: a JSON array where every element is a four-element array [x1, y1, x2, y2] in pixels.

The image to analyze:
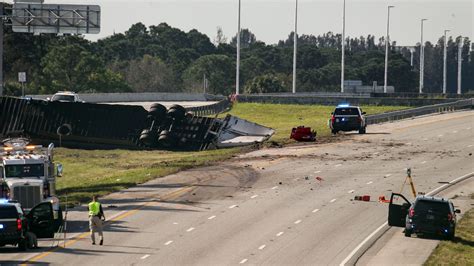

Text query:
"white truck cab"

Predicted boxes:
[[0, 139, 62, 214], [49, 91, 83, 103]]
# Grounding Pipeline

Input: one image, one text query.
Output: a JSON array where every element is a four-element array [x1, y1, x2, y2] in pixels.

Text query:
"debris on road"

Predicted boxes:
[[290, 126, 316, 142]]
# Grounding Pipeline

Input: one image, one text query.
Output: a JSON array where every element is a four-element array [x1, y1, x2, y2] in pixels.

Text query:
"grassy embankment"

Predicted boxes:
[[56, 102, 408, 205], [424, 196, 474, 265]]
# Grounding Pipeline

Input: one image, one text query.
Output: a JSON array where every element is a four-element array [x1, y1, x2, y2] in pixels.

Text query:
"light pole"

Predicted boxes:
[[442, 29, 450, 94], [384, 5, 394, 93], [0, 3, 4, 96], [292, 0, 298, 94], [341, 0, 346, 93], [235, 0, 241, 95], [419, 18, 427, 93], [457, 37, 463, 95]]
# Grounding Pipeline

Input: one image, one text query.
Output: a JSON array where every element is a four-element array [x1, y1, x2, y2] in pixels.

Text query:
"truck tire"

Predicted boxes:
[[139, 129, 158, 147], [158, 132, 176, 148], [149, 104, 167, 120], [167, 106, 186, 121]]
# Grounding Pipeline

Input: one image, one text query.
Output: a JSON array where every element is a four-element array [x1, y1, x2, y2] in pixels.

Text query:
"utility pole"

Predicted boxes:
[[292, 0, 298, 94], [0, 3, 4, 96], [235, 0, 241, 95], [340, 0, 346, 93], [419, 19, 427, 93], [457, 37, 463, 95], [442, 30, 450, 94], [384, 5, 394, 93]]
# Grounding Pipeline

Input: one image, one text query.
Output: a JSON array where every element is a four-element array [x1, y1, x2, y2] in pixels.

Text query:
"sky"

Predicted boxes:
[[6, 0, 473, 46]]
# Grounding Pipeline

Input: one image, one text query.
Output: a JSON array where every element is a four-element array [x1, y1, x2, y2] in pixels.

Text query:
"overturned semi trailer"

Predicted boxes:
[[0, 97, 274, 150]]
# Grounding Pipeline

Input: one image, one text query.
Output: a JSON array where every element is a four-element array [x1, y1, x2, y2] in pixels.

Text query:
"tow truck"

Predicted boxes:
[[0, 138, 63, 238]]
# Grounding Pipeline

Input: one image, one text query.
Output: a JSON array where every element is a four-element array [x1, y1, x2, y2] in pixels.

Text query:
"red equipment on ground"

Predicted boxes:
[[290, 126, 317, 142]]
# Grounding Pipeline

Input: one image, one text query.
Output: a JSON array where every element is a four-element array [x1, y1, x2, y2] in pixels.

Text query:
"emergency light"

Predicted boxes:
[[337, 103, 350, 107]]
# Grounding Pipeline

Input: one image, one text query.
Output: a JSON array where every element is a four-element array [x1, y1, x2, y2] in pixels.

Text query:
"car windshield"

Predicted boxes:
[[415, 200, 450, 214], [0, 206, 18, 219], [51, 95, 75, 102], [335, 108, 359, 116], [5, 164, 44, 178]]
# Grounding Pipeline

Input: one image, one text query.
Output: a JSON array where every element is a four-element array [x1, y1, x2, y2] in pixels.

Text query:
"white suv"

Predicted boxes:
[[49, 91, 83, 103]]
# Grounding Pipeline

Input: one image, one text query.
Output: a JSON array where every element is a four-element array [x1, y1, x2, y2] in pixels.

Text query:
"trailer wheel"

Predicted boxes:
[[158, 132, 176, 148], [139, 129, 158, 147], [167, 107, 186, 120], [149, 104, 167, 120]]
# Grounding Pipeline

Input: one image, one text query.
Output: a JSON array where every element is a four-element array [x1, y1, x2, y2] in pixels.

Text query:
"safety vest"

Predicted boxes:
[[88, 201, 101, 216]]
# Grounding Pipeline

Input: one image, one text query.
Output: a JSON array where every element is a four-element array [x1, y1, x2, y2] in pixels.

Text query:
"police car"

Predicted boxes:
[[329, 104, 367, 134], [0, 199, 36, 250], [49, 91, 84, 103]]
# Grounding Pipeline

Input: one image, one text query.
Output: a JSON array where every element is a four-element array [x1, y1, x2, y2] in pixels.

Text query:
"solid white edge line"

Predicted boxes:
[[339, 222, 388, 266], [240, 259, 248, 264], [339, 172, 474, 266], [141, 254, 150, 260]]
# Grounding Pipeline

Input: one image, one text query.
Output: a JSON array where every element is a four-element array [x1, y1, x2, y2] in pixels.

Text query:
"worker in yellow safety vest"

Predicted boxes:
[[88, 195, 105, 245]]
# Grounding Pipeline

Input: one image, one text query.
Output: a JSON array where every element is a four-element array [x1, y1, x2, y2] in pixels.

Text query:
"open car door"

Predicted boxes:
[[388, 193, 411, 227], [27, 202, 56, 238]]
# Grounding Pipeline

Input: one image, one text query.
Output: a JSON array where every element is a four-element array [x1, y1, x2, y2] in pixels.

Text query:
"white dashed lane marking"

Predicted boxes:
[[240, 259, 248, 264], [438, 135, 443, 137], [229, 205, 238, 209], [251, 195, 258, 199], [141, 255, 150, 260], [164, 241, 173, 246], [208, 215, 216, 220], [271, 186, 278, 190], [335, 164, 342, 167], [421, 161, 427, 164], [294, 220, 302, 224], [330, 198, 337, 203], [186, 227, 195, 232], [468, 145, 474, 148], [452, 130, 458, 133], [276, 231, 284, 237], [366, 181, 373, 185], [385, 174, 392, 177], [348, 189, 355, 193], [312, 208, 320, 213], [258, 245, 266, 250], [314, 170, 321, 174], [373, 152, 379, 155]]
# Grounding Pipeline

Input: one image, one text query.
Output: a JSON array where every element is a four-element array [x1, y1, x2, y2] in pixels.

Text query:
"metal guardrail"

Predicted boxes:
[[366, 98, 473, 125], [186, 99, 231, 116]]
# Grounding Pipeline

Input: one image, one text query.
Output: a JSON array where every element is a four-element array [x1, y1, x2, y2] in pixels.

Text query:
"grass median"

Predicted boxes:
[[424, 201, 474, 265], [56, 102, 407, 205]]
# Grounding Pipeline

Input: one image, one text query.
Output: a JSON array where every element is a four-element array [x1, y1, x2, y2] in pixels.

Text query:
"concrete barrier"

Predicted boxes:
[[26, 93, 226, 103]]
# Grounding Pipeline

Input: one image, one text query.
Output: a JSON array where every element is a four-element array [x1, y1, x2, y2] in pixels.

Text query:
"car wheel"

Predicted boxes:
[[26, 232, 37, 249], [358, 127, 366, 134], [18, 238, 27, 251], [404, 229, 412, 237]]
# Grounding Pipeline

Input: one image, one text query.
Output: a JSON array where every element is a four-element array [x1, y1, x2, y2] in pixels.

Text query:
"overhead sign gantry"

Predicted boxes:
[[0, 0, 101, 95]]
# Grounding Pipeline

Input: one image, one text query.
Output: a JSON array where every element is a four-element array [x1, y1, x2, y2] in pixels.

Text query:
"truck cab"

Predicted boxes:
[[0, 139, 62, 227]]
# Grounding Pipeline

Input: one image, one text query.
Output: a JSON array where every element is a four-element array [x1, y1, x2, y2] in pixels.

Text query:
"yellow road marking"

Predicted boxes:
[[23, 185, 196, 264]]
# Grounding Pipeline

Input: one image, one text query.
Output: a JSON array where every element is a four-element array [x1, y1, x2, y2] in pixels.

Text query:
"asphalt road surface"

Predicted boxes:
[[1, 110, 473, 265]]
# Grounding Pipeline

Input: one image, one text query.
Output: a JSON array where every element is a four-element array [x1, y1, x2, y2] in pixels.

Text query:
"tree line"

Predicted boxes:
[[2, 14, 472, 96]]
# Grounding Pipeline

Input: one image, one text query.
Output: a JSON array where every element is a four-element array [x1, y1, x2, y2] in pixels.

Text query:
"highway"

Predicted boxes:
[[1, 110, 473, 265]]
